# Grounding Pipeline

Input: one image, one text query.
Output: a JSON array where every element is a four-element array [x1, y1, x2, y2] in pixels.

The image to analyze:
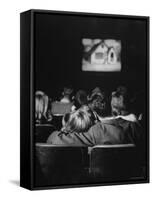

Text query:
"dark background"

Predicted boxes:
[[34, 12, 147, 102]]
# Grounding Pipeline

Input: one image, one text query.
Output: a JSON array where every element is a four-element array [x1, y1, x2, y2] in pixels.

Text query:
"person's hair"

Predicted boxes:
[[62, 109, 94, 133], [60, 86, 74, 102], [88, 87, 104, 100], [63, 86, 73, 96], [88, 93, 107, 117], [111, 86, 130, 116], [62, 112, 71, 127], [75, 90, 88, 109], [35, 91, 49, 121]]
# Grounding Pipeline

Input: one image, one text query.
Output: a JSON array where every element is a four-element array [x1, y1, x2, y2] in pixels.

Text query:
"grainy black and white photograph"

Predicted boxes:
[[20, 10, 149, 190]]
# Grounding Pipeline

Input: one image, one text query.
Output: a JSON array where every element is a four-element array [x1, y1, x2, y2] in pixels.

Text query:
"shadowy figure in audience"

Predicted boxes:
[[88, 87, 104, 100], [108, 86, 145, 165], [99, 86, 142, 145], [110, 86, 138, 122], [60, 86, 74, 103], [35, 91, 52, 124], [72, 90, 88, 110], [35, 91, 55, 142], [88, 92, 109, 121]]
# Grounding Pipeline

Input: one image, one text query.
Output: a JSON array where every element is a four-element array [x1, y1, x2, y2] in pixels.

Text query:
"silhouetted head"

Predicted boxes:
[[88, 93, 107, 117], [75, 90, 88, 109], [111, 86, 130, 116]]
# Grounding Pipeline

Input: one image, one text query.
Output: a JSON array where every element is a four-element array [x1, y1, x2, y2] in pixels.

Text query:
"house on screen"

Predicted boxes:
[[84, 41, 118, 65]]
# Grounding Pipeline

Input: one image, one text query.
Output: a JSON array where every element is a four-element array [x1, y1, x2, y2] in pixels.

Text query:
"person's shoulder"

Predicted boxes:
[[91, 121, 102, 128], [88, 121, 104, 133], [46, 130, 60, 143]]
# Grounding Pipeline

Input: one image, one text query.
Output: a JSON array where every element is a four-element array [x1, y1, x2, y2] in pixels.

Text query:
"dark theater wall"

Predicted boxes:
[[34, 12, 147, 98]]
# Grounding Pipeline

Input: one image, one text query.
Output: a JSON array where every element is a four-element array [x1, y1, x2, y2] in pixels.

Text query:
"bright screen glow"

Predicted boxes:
[[82, 39, 121, 72]]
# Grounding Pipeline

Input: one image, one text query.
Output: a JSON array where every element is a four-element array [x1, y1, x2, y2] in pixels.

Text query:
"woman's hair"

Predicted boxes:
[[111, 86, 130, 116], [88, 87, 105, 100], [35, 91, 49, 122], [62, 109, 94, 133], [88, 93, 107, 117]]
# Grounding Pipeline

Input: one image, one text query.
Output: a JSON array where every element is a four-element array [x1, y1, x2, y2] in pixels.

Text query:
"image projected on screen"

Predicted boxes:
[[82, 39, 121, 72]]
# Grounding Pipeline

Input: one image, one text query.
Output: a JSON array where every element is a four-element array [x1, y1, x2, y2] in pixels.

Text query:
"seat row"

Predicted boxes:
[[35, 143, 145, 187]]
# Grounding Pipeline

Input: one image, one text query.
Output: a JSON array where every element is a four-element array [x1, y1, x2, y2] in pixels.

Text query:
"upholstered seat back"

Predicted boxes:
[[35, 143, 88, 186], [51, 101, 73, 116], [35, 124, 56, 143], [35, 143, 144, 187], [89, 144, 141, 181]]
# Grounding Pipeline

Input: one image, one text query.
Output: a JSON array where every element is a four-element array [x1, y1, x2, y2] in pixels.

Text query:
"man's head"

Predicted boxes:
[[111, 86, 130, 116], [75, 90, 88, 108]]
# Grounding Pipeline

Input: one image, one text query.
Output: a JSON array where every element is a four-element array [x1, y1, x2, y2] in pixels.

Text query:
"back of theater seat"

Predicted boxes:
[[89, 144, 143, 182], [35, 124, 56, 143], [35, 143, 89, 187], [51, 101, 73, 115]]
